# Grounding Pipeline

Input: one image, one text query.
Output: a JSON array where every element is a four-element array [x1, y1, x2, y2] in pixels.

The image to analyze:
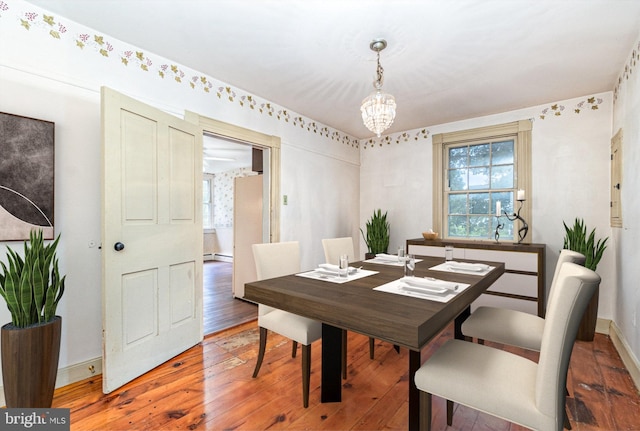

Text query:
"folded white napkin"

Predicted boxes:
[[401, 276, 458, 292], [375, 253, 401, 262], [447, 261, 490, 272], [318, 263, 357, 274]]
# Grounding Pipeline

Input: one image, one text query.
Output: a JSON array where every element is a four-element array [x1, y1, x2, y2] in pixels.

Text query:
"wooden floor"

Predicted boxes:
[[54, 319, 639, 430], [203, 260, 257, 335]]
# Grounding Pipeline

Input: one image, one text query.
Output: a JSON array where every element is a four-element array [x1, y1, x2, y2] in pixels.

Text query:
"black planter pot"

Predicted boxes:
[[1, 316, 62, 408]]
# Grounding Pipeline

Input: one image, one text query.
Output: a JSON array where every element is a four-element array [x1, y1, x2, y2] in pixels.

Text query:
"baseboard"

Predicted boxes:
[[0, 356, 102, 407], [213, 254, 233, 263], [595, 317, 610, 335], [607, 320, 640, 392]]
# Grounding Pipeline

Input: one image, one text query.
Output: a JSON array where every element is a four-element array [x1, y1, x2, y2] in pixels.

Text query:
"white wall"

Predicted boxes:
[[612, 37, 640, 364], [0, 0, 360, 386]]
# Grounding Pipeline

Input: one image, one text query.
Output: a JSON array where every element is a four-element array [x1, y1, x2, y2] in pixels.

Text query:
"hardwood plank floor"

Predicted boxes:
[[53, 320, 639, 430], [203, 260, 257, 335]]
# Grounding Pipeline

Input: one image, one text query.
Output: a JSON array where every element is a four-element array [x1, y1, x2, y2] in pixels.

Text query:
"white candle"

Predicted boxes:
[[496, 201, 501, 215], [517, 189, 525, 200]]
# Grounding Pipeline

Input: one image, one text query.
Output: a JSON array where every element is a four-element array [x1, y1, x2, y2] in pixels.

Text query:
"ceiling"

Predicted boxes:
[[27, 0, 640, 140]]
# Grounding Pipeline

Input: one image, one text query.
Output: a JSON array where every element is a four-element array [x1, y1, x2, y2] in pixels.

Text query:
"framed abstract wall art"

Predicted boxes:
[[0, 112, 55, 240]]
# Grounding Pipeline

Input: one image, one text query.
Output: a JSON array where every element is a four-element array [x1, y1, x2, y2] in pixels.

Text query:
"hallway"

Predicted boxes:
[[203, 260, 257, 335]]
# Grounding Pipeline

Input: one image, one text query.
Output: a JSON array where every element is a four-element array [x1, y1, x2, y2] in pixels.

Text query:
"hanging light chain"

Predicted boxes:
[[374, 51, 384, 90]]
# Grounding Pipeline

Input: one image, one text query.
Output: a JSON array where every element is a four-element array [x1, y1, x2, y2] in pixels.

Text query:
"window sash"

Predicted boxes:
[[433, 120, 532, 242]]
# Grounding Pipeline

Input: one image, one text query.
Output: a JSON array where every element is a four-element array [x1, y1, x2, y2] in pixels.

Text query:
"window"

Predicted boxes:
[[203, 174, 214, 231], [433, 121, 532, 242]]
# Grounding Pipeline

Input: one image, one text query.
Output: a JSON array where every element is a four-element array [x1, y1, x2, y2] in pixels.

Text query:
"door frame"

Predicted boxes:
[[184, 111, 280, 243]]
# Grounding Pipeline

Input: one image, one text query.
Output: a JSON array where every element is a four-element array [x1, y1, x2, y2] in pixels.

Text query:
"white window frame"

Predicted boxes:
[[432, 120, 532, 242], [203, 173, 215, 232]]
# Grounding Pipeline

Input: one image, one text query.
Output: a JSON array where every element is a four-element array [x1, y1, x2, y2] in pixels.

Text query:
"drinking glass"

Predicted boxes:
[[397, 246, 405, 263], [339, 254, 349, 278], [404, 254, 415, 277], [445, 245, 454, 261]]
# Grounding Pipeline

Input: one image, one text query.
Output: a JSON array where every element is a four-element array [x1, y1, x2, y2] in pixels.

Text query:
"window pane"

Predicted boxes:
[[494, 191, 514, 215], [449, 147, 468, 168], [203, 203, 212, 229], [469, 215, 490, 237], [449, 168, 468, 191], [469, 167, 489, 190], [203, 179, 211, 202], [448, 215, 468, 237], [449, 194, 467, 214], [469, 144, 490, 166], [491, 165, 514, 188], [469, 193, 489, 214], [492, 140, 514, 165]]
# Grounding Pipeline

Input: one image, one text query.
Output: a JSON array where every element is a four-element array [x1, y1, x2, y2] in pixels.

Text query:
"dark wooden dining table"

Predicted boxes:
[[244, 255, 505, 431]]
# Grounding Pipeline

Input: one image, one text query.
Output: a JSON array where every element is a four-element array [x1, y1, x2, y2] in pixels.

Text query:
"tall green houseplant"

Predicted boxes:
[[0, 229, 66, 328], [563, 218, 608, 271], [360, 209, 390, 254]]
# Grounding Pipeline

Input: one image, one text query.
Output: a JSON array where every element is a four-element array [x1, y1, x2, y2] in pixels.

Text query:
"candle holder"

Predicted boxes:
[[503, 199, 529, 244], [494, 215, 504, 243]]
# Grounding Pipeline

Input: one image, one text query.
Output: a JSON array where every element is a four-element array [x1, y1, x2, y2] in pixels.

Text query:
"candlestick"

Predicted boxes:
[[494, 214, 504, 243], [504, 199, 529, 244]]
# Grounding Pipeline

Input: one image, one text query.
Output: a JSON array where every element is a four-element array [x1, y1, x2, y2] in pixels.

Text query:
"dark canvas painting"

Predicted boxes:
[[0, 112, 55, 240]]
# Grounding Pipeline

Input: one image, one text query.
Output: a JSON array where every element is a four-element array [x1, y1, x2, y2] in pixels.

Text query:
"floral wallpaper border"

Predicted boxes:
[[614, 41, 640, 103], [1, 0, 624, 152]]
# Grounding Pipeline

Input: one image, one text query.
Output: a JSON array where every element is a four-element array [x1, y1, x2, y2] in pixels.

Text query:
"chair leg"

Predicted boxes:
[[252, 327, 268, 378], [369, 337, 375, 359], [446, 400, 454, 426], [342, 329, 347, 379], [302, 344, 311, 408], [419, 391, 432, 431], [292, 340, 298, 358]]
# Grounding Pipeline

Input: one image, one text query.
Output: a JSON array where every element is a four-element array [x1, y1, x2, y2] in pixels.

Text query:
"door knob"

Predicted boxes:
[[114, 242, 125, 251]]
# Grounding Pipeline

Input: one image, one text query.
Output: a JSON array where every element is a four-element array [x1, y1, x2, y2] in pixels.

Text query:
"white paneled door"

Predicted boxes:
[[101, 87, 203, 393]]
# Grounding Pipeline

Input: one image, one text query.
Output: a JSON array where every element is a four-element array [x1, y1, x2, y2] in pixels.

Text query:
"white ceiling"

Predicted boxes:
[[27, 0, 640, 140]]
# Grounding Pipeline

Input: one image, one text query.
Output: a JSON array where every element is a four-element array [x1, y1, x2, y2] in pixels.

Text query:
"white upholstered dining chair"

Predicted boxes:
[[461, 249, 586, 351], [251, 241, 322, 408], [322, 237, 376, 369], [414, 262, 600, 431]]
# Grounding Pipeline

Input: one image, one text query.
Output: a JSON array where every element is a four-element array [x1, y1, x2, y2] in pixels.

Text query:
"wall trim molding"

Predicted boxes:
[[0, 356, 102, 407], [604, 318, 640, 392]]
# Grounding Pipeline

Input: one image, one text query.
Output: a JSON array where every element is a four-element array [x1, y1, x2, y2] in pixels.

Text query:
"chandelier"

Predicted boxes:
[[360, 39, 396, 137]]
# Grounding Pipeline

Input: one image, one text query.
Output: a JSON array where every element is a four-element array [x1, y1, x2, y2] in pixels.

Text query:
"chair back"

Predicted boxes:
[[321, 237, 355, 265], [547, 249, 586, 302], [252, 241, 301, 316], [535, 262, 600, 428], [252, 241, 300, 280]]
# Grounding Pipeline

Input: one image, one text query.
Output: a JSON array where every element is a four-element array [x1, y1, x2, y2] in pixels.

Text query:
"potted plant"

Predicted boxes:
[[0, 230, 66, 408], [562, 218, 608, 341], [360, 209, 390, 259]]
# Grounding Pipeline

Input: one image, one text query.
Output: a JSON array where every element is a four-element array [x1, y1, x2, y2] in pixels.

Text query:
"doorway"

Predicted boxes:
[[202, 134, 259, 335], [187, 111, 281, 335]]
